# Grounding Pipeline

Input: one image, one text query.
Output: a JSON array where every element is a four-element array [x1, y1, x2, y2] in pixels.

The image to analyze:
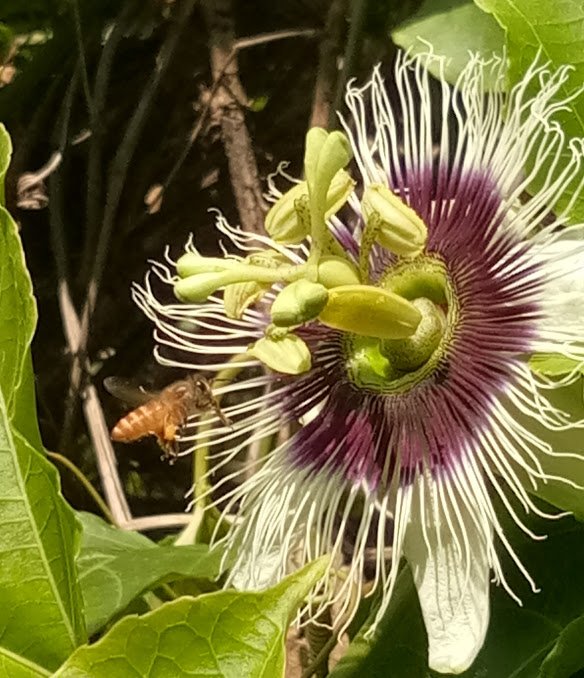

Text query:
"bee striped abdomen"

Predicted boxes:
[[111, 401, 167, 442]]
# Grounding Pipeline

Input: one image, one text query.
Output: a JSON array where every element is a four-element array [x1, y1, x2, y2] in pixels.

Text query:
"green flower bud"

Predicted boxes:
[[318, 284, 421, 339], [265, 169, 355, 245], [248, 333, 312, 374], [271, 279, 329, 327], [361, 184, 427, 257], [317, 255, 361, 288], [313, 131, 353, 205], [176, 253, 243, 278], [304, 127, 329, 193]]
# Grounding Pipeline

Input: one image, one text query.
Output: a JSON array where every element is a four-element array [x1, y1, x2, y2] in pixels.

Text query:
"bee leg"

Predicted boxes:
[[212, 397, 232, 428], [155, 436, 172, 463], [156, 438, 166, 462], [162, 419, 179, 464], [158, 439, 178, 464]]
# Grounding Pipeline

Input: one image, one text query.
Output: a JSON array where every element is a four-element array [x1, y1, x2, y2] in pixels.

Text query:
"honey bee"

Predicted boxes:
[[105, 375, 230, 462]]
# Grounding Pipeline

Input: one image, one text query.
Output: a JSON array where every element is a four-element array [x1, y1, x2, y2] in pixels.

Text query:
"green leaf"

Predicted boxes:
[[529, 353, 584, 378], [0, 389, 85, 671], [539, 615, 584, 678], [77, 513, 225, 635], [391, 0, 506, 89], [0, 152, 85, 672], [475, 0, 584, 223], [55, 556, 329, 678], [78, 511, 154, 554], [0, 202, 37, 419], [513, 378, 584, 520], [0, 127, 41, 450], [10, 349, 43, 450], [0, 651, 50, 678], [0, 124, 11, 206]]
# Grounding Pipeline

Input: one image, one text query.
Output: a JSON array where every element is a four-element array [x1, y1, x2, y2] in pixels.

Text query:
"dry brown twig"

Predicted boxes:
[[201, 0, 267, 236], [309, 0, 347, 129], [150, 26, 318, 210]]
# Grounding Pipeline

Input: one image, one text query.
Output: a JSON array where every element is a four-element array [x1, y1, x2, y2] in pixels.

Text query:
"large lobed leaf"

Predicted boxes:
[[475, 0, 584, 224], [77, 512, 224, 635], [55, 557, 329, 678], [0, 378, 86, 672], [0, 126, 85, 673], [0, 212, 37, 418]]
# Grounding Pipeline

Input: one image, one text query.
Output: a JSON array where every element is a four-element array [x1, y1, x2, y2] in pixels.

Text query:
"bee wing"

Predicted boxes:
[[103, 376, 157, 408]]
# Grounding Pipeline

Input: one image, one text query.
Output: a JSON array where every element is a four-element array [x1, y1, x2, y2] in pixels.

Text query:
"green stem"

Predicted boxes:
[[301, 629, 339, 678], [308, 207, 328, 264], [46, 450, 116, 525], [330, 0, 367, 128], [159, 583, 177, 600], [175, 355, 249, 546], [191, 354, 249, 510]]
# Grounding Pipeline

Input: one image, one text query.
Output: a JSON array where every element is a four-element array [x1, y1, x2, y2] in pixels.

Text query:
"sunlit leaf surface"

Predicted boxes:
[[77, 512, 224, 635], [476, 0, 584, 223], [55, 557, 329, 678]]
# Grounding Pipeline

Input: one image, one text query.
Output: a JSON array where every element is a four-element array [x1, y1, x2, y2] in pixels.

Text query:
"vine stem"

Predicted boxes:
[[192, 355, 248, 507], [330, 0, 367, 129], [300, 631, 339, 678], [46, 450, 116, 525], [175, 354, 248, 546]]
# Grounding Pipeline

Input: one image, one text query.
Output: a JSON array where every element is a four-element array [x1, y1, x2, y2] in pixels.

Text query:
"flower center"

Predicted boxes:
[[344, 256, 458, 393]]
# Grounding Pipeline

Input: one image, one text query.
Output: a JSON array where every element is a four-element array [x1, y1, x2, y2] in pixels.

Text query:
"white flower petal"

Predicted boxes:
[[404, 479, 491, 675], [231, 549, 281, 591], [538, 240, 584, 329]]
